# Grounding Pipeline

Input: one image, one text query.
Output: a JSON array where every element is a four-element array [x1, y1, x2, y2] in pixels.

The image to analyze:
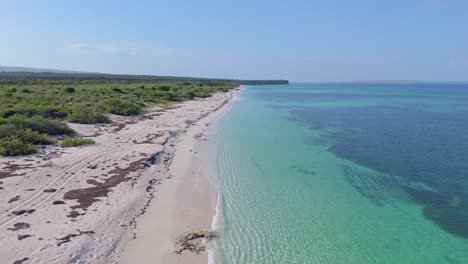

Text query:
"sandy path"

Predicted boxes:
[[0, 89, 238, 264]]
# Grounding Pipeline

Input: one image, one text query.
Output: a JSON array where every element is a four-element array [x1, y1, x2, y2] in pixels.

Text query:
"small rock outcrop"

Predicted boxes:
[[174, 230, 216, 255]]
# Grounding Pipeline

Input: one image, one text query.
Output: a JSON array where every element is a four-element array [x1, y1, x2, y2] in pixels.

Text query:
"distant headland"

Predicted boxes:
[[0, 66, 289, 85]]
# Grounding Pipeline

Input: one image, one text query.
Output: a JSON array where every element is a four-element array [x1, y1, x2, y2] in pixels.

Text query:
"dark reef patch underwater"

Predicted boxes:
[[289, 105, 468, 239], [276, 86, 468, 238]]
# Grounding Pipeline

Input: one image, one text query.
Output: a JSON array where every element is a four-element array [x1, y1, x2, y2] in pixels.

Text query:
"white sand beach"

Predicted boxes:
[[0, 88, 240, 264]]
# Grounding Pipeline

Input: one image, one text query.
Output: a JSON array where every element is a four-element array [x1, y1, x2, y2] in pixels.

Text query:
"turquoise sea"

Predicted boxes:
[[214, 83, 468, 264]]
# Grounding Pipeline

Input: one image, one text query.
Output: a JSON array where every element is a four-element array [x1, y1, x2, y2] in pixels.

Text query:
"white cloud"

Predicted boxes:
[[61, 43, 173, 56]]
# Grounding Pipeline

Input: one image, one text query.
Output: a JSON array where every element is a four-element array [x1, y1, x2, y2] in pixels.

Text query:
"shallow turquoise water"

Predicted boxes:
[[215, 84, 468, 264]]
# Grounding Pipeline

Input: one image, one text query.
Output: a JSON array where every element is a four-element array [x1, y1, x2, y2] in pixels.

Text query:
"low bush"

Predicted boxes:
[[0, 137, 37, 156], [65, 87, 75, 93], [100, 98, 142, 116], [181, 90, 195, 100], [67, 106, 111, 124], [1, 115, 74, 135], [112, 87, 125, 93], [156, 85, 171, 91], [147, 90, 181, 102], [195, 92, 211, 98], [0, 105, 68, 119], [0, 125, 54, 145], [61, 137, 95, 147]]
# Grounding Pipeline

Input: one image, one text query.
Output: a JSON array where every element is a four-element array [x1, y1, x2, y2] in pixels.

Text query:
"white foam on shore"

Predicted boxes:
[[208, 183, 222, 264], [211, 191, 222, 231], [207, 87, 243, 264], [208, 247, 217, 264]]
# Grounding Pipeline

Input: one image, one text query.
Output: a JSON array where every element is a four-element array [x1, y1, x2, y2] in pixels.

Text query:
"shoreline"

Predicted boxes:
[[0, 88, 240, 264], [118, 87, 240, 264]]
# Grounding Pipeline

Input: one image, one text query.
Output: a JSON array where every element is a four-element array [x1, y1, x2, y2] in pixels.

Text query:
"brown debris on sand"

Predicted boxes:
[[11, 209, 35, 216], [136, 133, 163, 144], [13, 257, 29, 264], [41, 150, 65, 161], [56, 230, 95, 246], [113, 123, 126, 133], [66, 210, 84, 218], [64, 158, 147, 211], [17, 234, 32, 240], [87, 164, 98, 169], [174, 230, 216, 255], [8, 196, 21, 203], [0, 162, 35, 180], [7, 222, 31, 231]]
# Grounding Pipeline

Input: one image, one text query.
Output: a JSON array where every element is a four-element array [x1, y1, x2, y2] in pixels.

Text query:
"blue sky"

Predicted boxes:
[[1, 0, 467, 82]]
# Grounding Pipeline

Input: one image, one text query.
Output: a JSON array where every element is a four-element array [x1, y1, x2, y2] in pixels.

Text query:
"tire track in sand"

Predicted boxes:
[[0, 120, 164, 228]]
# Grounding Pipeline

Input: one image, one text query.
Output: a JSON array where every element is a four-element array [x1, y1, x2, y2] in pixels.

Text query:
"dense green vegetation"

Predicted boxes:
[[0, 137, 37, 156], [66, 106, 111, 124], [61, 137, 95, 147], [0, 78, 237, 156], [0, 80, 236, 114], [0, 115, 74, 135], [0, 125, 54, 145], [0, 115, 73, 155], [100, 98, 143, 116]]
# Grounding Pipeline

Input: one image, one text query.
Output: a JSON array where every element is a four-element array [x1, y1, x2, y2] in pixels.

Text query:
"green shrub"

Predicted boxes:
[[67, 106, 111, 124], [17, 129, 54, 144], [181, 90, 195, 100], [61, 137, 95, 147], [0, 125, 54, 145], [100, 98, 142, 116], [193, 91, 211, 98], [0, 137, 37, 156], [1, 115, 74, 135], [65, 87, 75, 93], [147, 90, 180, 101], [0, 105, 68, 119], [112, 87, 124, 93], [156, 85, 171, 91]]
